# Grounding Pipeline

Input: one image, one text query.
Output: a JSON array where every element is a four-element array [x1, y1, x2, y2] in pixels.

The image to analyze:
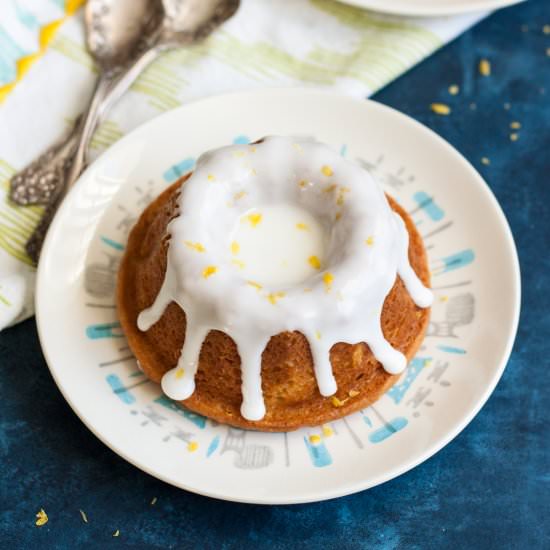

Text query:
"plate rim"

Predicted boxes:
[[35, 88, 521, 504], [337, 0, 523, 17]]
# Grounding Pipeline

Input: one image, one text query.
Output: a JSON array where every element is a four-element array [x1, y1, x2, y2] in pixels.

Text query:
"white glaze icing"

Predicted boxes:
[[137, 136, 433, 421]]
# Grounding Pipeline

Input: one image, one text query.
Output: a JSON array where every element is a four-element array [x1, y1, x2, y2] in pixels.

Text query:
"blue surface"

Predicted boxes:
[[1, 1, 549, 548]]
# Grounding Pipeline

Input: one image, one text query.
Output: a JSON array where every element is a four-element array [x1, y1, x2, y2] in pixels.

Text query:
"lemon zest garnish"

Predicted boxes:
[[175, 368, 185, 379], [246, 212, 262, 227], [187, 441, 199, 452], [323, 183, 337, 193], [321, 165, 333, 177], [430, 103, 451, 115], [231, 241, 240, 255], [322, 425, 334, 437], [479, 59, 491, 76], [207, 174, 216, 182], [315, 330, 322, 340], [234, 191, 247, 201], [331, 396, 347, 408], [231, 259, 245, 269], [323, 272, 334, 292], [365, 236, 374, 246], [35, 509, 48, 527], [202, 266, 218, 278], [250, 146, 257, 153], [439, 295, 449, 302], [184, 241, 205, 253], [233, 151, 246, 158], [348, 390, 360, 398], [247, 281, 263, 290], [308, 255, 321, 270], [250, 168, 257, 176], [267, 292, 285, 305], [298, 179, 308, 188], [296, 222, 308, 230], [309, 434, 321, 444]]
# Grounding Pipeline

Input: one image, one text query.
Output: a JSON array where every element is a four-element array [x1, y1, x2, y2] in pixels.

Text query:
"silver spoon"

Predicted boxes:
[[10, 0, 161, 208], [22, 0, 240, 264]]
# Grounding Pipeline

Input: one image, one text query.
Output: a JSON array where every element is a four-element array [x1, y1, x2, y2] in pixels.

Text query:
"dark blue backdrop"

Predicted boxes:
[[1, 1, 549, 548]]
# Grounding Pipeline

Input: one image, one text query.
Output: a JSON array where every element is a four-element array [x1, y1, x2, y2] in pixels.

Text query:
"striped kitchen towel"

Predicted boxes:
[[0, 0, 487, 330]]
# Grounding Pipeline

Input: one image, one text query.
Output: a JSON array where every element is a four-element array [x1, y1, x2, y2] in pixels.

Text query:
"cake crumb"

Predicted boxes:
[[510, 121, 521, 129], [321, 165, 334, 177], [296, 222, 308, 230], [35, 509, 48, 527], [479, 59, 491, 76], [79, 510, 88, 523], [448, 84, 460, 95], [150, 497, 158, 506], [543, 24, 550, 34], [331, 396, 347, 407], [510, 133, 519, 141], [267, 292, 285, 305], [430, 103, 451, 115], [184, 241, 205, 253], [348, 390, 360, 398], [481, 157, 491, 165], [207, 174, 216, 182], [113, 529, 120, 537]]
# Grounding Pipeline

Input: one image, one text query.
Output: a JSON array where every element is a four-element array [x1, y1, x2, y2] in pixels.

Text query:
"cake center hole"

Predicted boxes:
[[231, 204, 326, 287]]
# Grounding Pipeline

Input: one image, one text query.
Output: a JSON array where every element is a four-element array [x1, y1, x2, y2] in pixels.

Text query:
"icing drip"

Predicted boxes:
[[137, 136, 433, 421]]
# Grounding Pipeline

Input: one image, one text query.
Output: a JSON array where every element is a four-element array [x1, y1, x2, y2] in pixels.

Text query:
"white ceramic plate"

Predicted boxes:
[[340, 0, 522, 17], [36, 89, 520, 504]]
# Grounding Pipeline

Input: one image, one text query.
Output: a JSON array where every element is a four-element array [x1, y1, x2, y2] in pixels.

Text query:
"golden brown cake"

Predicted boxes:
[[117, 169, 431, 431]]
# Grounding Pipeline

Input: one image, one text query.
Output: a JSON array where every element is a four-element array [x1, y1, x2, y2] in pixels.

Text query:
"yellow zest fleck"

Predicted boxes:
[[35, 509, 48, 527], [323, 272, 334, 292], [80, 510, 88, 523], [231, 241, 240, 255], [308, 255, 321, 270], [510, 133, 519, 142], [323, 183, 337, 193], [322, 425, 334, 437], [232, 259, 245, 269], [348, 390, 360, 398], [448, 84, 460, 95], [510, 121, 521, 129], [335, 212, 342, 221], [202, 266, 218, 279], [246, 212, 262, 227], [309, 434, 321, 444], [234, 191, 247, 201], [479, 59, 491, 76], [267, 292, 286, 305], [175, 368, 185, 379], [331, 396, 347, 408], [296, 222, 308, 230], [233, 151, 246, 158], [481, 157, 490, 165], [113, 530, 120, 537], [250, 146, 257, 153], [544, 24, 550, 34], [321, 165, 334, 177], [247, 281, 262, 290], [298, 179, 308, 188], [187, 441, 199, 452], [293, 143, 303, 153], [250, 168, 257, 176], [207, 174, 216, 182], [150, 497, 158, 506], [439, 295, 449, 302], [365, 236, 374, 246], [315, 330, 322, 340], [184, 241, 205, 253], [430, 103, 451, 115]]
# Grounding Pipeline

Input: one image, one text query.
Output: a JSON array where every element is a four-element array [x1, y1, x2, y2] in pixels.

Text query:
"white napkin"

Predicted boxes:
[[0, 0, 487, 331]]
